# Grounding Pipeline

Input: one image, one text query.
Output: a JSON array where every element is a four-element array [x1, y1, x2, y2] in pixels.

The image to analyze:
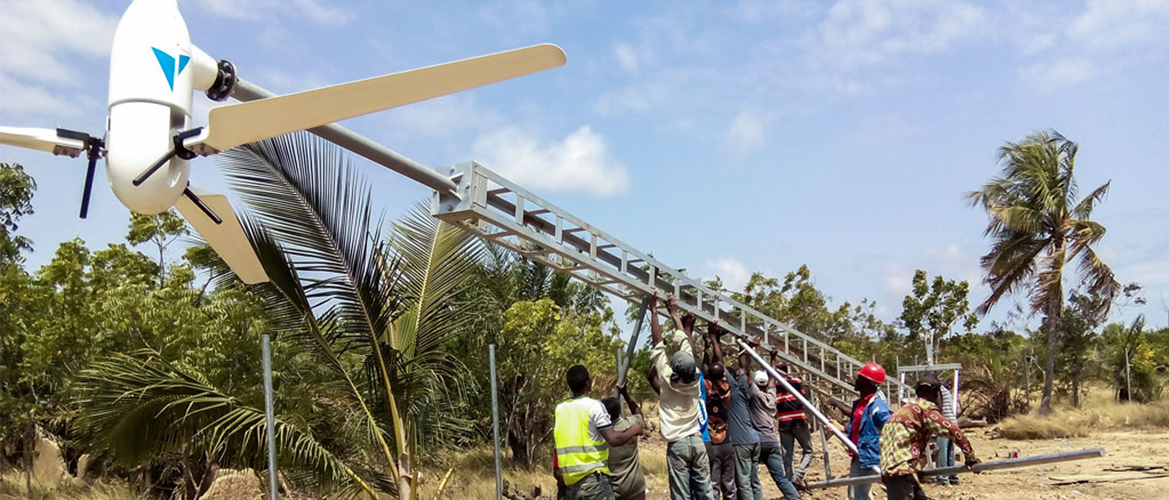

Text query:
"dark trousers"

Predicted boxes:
[[707, 442, 737, 500], [882, 474, 930, 500]]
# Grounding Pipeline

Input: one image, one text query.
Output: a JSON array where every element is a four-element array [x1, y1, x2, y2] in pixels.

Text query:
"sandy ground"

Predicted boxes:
[[637, 428, 1169, 500]]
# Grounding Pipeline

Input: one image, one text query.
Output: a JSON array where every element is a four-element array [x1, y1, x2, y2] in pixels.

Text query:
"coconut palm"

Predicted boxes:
[[967, 130, 1120, 415], [78, 132, 484, 499]]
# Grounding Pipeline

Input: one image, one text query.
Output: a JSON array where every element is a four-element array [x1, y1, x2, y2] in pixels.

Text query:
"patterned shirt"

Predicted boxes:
[[705, 377, 731, 444], [879, 397, 975, 477]]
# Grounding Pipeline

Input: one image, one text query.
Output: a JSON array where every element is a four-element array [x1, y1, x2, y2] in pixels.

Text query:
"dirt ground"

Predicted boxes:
[[637, 427, 1169, 500]]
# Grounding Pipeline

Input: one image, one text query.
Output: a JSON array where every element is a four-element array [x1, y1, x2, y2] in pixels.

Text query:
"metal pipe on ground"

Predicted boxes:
[[230, 79, 460, 197], [736, 339, 859, 456], [805, 448, 1107, 490]]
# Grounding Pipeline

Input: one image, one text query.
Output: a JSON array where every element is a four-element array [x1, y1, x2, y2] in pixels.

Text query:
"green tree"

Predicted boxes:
[[451, 250, 625, 468], [126, 209, 188, 282], [1100, 316, 1163, 402], [1056, 291, 1108, 407], [496, 297, 623, 468], [899, 270, 979, 364], [0, 162, 37, 264], [967, 130, 1120, 414]]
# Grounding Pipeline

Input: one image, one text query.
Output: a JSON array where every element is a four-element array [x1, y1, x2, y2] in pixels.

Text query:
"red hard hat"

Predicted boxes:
[[857, 362, 886, 384]]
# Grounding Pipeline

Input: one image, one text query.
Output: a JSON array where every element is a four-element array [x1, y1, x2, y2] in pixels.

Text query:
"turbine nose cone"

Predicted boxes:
[[106, 102, 188, 214]]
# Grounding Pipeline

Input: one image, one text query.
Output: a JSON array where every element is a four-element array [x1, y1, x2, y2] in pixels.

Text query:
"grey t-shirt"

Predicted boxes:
[[749, 382, 778, 443], [727, 373, 760, 445]]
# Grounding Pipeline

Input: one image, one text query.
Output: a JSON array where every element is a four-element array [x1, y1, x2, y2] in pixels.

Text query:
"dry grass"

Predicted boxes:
[[997, 387, 1169, 440], [0, 471, 137, 500], [416, 446, 557, 499]]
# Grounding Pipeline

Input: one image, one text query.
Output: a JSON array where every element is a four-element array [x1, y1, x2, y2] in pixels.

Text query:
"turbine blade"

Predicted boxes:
[[175, 190, 269, 284], [0, 126, 86, 157], [200, 44, 566, 152]]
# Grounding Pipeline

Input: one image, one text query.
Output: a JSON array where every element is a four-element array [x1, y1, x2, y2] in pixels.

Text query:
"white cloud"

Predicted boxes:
[[1070, 0, 1169, 51], [614, 43, 641, 74], [0, 0, 118, 85], [380, 94, 504, 141], [472, 126, 629, 196], [1117, 258, 1169, 287], [725, 110, 769, 157], [477, 0, 549, 38], [1019, 57, 1096, 87], [0, 75, 86, 118], [707, 257, 751, 293], [193, 0, 353, 26], [1013, 0, 1169, 87], [813, 0, 985, 72], [882, 261, 915, 299]]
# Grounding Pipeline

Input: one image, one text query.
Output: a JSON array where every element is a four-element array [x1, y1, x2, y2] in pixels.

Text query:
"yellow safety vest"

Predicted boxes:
[[554, 397, 610, 485]]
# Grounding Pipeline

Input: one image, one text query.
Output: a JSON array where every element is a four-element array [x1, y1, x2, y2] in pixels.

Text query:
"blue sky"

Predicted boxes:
[[2, 0, 1168, 333]]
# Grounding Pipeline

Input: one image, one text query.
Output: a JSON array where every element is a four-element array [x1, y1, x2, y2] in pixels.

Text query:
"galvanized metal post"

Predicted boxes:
[[261, 334, 278, 500], [1125, 347, 1132, 401], [617, 296, 651, 385], [806, 448, 1107, 490], [490, 344, 502, 500], [810, 390, 832, 481]]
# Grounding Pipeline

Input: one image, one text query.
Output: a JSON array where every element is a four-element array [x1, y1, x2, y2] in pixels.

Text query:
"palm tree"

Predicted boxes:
[[78, 133, 484, 498], [967, 130, 1120, 415]]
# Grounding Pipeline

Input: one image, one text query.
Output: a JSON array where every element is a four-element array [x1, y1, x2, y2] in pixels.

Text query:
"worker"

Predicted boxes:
[[701, 322, 736, 500], [879, 375, 979, 500], [603, 383, 647, 500], [650, 292, 714, 500], [554, 365, 644, 500], [834, 362, 892, 500], [725, 337, 761, 500], [934, 381, 959, 486], [774, 364, 813, 490], [748, 356, 801, 500]]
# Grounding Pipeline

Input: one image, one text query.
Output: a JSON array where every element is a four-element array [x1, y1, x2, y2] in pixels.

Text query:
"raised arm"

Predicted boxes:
[[646, 365, 661, 395], [667, 293, 687, 333], [707, 321, 725, 367], [649, 292, 663, 347], [736, 338, 756, 379], [617, 383, 641, 416]]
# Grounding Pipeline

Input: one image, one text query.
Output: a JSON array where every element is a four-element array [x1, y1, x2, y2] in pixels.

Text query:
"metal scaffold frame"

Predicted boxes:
[[432, 161, 913, 408]]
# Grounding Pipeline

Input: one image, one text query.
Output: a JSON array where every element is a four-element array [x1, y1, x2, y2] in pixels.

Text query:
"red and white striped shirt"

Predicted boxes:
[[775, 377, 807, 428]]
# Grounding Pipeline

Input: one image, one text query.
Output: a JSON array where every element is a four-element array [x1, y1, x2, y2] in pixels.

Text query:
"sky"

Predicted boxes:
[[2, 0, 1168, 335]]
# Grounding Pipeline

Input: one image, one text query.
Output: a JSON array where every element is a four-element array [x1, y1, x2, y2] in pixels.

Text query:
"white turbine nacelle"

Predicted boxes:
[[106, 0, 216, 214], [0, 0, 566, 285]]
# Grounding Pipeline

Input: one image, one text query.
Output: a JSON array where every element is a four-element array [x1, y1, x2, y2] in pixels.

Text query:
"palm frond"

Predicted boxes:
[[218, 133, 402, 349], [1071, 181, 1111, 220], [76, 350, 379, 497]]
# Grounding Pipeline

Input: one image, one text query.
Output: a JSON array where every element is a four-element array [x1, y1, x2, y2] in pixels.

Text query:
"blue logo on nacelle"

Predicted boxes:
[[152, 47, 190, 91]]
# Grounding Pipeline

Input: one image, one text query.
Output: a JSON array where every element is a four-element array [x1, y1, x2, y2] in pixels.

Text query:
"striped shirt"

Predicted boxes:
[[939, 386, 956, 422], [775, 376, 807, 429]]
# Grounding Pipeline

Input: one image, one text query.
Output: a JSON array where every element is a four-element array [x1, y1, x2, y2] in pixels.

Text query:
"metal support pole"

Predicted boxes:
[[953, 368, 961, 415], [810, 390, 832, 481], [736, 339, 859, 456], [616, 296, 652, 387], [806, 448, 1107, 490], [1125, 347, 1132, 401], [490, 344, 502, 500], [261, 334, 278, 500], [230, 79, 459, 197]]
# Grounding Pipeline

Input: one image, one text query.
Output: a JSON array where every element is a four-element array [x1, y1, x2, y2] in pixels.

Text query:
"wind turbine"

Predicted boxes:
[[0, 0, 566, 284]]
